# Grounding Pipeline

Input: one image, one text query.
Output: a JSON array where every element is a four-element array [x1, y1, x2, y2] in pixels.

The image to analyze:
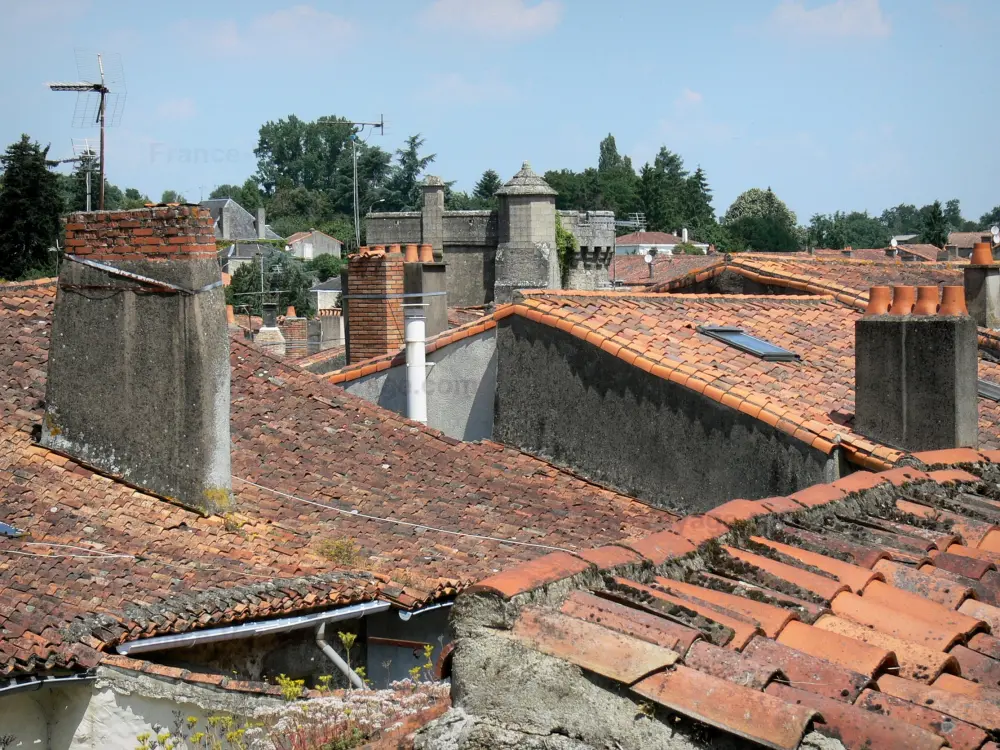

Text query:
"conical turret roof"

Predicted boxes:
[[496, 161, 558, 196]]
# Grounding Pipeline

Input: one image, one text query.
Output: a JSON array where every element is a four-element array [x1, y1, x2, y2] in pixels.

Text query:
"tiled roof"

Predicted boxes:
[[294, 344, 346, 370], [615, 231, 686, 246], [0, 281, 675, 676], [447, 305, 490, 328], [650, 254, 967, 302], [462, 453, 1000, 748], [507, 290, 915, 469], [951, 232, 993, 248], [898, 244, 944, 261], [327, 312, 501, 385], [609, 254, 720, 286]]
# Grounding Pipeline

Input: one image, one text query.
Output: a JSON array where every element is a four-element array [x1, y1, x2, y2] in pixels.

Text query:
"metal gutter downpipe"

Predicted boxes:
[[316, 622, 364, 689], [404, 305, 428, 424]]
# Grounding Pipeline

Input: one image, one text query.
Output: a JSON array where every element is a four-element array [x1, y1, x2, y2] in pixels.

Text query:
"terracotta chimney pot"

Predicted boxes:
[[373, 245, 386, 255], [226, 304, 236, 326], [912, 286, 939, 315], [286, 306, 296, 318], [939, 286, 969, 316], [404, 244, 420, 263], [889, 286, 916, 315], [419, 244, 434, 263], [865, 286, 891, 316], [388, 244, 402, 256], [971, 242, 994, 266]]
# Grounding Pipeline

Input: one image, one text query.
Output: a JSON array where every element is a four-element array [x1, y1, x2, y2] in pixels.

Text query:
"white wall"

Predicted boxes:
[[0, 671, 280, 750]]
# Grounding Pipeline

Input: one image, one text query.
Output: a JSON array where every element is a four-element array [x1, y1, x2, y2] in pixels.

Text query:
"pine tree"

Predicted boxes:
[[384, 134, 435, 211], [921, 200, 948, 248], [683, 167, 715, 230], [473, 169, 503, 203], [0, 135, 63, 280]]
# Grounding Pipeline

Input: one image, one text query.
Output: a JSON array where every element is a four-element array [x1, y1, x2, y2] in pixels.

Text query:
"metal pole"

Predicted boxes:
[[98, 54, 106, 211], [404, 307, 428, 424], [85, 168, 91, 213], [353, 137, 360, 248]]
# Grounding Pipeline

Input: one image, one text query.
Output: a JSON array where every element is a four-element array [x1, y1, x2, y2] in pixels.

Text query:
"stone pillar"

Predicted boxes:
[[855, 285, 978, 451], [43, 206, 233, 515], [421, 176, 445, 261], [344, 246, 405, 364], [256, 207, 266, 239], [256, 303, 287, 358], [965, 242, 1000, 329], [494, 162, 559, 304]]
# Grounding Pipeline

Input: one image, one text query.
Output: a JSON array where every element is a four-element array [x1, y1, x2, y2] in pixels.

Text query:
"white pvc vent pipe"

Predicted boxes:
[[405, 308, 428, 424]]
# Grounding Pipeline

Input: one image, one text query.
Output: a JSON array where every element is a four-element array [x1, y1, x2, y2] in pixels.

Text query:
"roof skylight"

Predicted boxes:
[[697, 326, 800, 362], [979, 379, 1000, 402], [0, 521, 23, 537]]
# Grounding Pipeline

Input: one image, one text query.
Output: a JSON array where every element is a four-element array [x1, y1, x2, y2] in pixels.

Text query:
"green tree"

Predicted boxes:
[[160, 189, 187, 204], [0, 135, 63, 280], [225, 249, 315, 317], [307, 253, 342, 282], [879, 203, 921, 236], [682, 166, 715, 231], [921, 200, 948, 248], [595, 134, 639, 217], [473, 169, 503, 207], [544, 168, 599, 210], [383, 134, 435, 211], [808, 211, 887, 249], [981, 206, 1000, 230], [554, 212, 578, 284], [121, 187, 150, 209], [943, 199, 965, 231], [723, 188, 798, 252]]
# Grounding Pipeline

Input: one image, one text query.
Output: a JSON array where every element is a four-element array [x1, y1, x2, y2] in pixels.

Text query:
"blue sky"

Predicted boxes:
[[3, 0, 997, 223]]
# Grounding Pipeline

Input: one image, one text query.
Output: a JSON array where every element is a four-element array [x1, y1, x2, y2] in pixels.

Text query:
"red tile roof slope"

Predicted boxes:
[[462, 452, 1000, 747], [898, 244, 944, 261], [609, 254, 720, 286], [951, 232, 993, 249], [0, 281, 676, 677]]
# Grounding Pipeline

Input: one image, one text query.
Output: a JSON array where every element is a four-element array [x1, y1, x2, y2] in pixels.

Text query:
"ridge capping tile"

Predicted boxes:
[[463, 551, 591, 599]]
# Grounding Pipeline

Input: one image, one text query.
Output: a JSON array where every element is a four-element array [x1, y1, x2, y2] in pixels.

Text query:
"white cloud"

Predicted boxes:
[[175, 6, 354, 58], [421, 0, 563, 38], [419, 73, 515, 104], [769, 0, 891, 38], [155, 97, 197, 121], [676, 88, 704, 108]]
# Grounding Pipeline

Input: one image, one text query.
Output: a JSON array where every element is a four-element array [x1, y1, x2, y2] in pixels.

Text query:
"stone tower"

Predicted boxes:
[[494, 162, 559, 303]]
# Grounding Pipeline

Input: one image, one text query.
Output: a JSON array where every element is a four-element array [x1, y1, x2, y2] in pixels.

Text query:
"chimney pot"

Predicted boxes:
[[419, 244, 434, 263], [940, 286, 969, 316], [913, 286, 940, 315], [889, 286, 916, 315], [374, 245, 386, 255], [404, 244, 420, 263], [971, 242, 994, 266], [865, 286, 892, 316], [389, 244, 402, 255], [262, 302, 279, 328], [286, 306, 297, 318]]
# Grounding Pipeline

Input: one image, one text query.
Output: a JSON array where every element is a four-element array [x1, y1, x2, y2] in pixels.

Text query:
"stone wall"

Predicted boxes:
[[560, 210, 616, 290], [492, 315, 839, 513]]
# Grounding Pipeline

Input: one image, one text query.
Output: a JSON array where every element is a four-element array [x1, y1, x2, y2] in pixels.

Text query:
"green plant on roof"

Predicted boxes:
[[317, 537, 361, 566]]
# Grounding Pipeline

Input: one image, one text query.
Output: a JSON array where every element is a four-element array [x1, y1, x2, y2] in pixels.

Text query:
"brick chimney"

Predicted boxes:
[[964, 242, 999, 329], [403, 243, 448, 339], [43, 207, 233, 515], [344, 246, 404, 364], [855, 285, 978, 452]]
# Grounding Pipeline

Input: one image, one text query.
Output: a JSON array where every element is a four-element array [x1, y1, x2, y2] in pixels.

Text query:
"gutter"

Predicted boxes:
[[116, 600, 391, 656], [0, 672, 96, 697], [397, 601, 453, 621]]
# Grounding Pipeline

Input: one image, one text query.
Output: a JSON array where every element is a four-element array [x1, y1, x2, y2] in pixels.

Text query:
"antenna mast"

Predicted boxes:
[[47, 51, 126, 211]]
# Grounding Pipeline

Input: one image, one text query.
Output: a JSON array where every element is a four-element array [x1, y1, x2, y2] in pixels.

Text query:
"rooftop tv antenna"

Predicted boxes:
[[615, 212, 647, 233], [47, 51, 127, 211], [52, 139, 98, 212]]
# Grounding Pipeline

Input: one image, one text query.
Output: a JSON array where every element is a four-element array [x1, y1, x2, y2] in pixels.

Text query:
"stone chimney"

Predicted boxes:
[[964, 242, 999, 328], [421, 177, 445, 260], [256, 303, 287, 357], [344, 245, 405, 364], [494, 162, 559, 304], [403, 243, 448, 338], [855, 285, 978, 452], [43, 207, 232, 515], [256, 207, 267, 240]]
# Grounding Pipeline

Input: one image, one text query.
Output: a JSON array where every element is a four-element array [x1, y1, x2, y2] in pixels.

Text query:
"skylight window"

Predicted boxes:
[[979, 379, 1000, 402], [697, 326, 800, 362], [0, 521, 23, 538]]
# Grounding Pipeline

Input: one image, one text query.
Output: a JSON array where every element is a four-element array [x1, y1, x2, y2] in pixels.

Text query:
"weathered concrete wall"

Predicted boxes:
[[344, 330, 497, 441], [495, 196, 558, 304], [0, 669, 282, 750], [445, 246, 496, 307], [492, 316, 837, 513], [42, 209, 232, 516], [442, 212, 498, 246], [560, 210, 615, 291]]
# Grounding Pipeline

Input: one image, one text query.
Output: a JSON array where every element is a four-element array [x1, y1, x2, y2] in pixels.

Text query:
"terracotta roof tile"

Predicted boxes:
[[743, 635, 873, 702], [723, 546, 849, 601], [510, 607, 679, 684], [559, 591, 702, 655], [465, 552, 591, 599], [877, 673, 1000, 733], [775, 620, 896, 679], [633, 666, 819, 750], [752, 537, 881, 593], [766, 682, 948, 750], [681, 639, 785, 690], [875, 559, 974, 608], [655, 577, 798, 638]]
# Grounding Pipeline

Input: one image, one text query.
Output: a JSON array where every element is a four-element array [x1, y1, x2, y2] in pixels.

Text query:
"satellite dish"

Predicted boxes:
[[992, 225, 999, 235], [994, 233, 1000, 245], [890, 238, 898, 248], [643, 253, 653, 264]]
